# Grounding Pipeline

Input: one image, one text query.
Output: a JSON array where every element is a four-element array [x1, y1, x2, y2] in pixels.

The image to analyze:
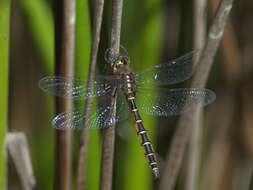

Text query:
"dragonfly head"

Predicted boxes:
[[110, 55, 130, 73]]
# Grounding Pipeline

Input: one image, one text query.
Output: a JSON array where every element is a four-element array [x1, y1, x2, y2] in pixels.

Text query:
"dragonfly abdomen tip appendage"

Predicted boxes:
[[153, 168, 160, 179]]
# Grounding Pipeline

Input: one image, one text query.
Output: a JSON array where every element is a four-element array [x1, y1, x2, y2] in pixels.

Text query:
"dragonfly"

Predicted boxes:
[[39, 46, 216, 178]]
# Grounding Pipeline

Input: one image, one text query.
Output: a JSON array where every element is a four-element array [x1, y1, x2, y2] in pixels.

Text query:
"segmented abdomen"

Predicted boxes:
[[126, 96, 160, 178]]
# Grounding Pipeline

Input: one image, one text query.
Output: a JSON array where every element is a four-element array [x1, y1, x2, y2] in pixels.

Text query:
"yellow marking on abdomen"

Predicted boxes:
[[142, 142, 151, 146], [138, 130, 146, 135], [145, 152, 155, 157], [135, 119, 142, 123]]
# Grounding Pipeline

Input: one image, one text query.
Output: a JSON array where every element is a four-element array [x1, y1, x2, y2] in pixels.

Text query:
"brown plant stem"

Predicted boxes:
[[76, 0, 104, 189], [54, 0, 76, 189], [159, 0, 234, 189], [99, 0, 123, 190], [185, 1, 206, 190], [201, 2, 241, 188], [5, 132, 37, 190], [210, 0, 241, 86]]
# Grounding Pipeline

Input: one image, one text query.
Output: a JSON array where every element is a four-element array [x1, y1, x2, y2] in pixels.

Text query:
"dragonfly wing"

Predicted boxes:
[[39, 75, 119, 100], [52, 93, 129, 130], [135, 51, 198, 86], [136, 88, 216, 116]]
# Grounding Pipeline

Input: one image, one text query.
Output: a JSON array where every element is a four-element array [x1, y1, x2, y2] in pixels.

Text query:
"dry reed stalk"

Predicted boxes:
[[76, 0, 104, 189], [210, 0, 241, 85], [5, 132, 37, 190], [53, 0, 75, 189], [184, 1, 207, 190], [159, 0, 234, 189], [99, 0, 123, 190]]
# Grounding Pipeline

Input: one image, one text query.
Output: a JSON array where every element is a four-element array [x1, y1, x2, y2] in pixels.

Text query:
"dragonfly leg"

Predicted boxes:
[[110, 86, 118, 97]]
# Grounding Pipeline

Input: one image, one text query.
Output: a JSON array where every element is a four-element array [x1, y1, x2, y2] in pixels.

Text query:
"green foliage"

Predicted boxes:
[[19, 0, 54, 74], [0, 0, 10, 188], [75, 0, 91, 77], [18, 0, 54, 189]]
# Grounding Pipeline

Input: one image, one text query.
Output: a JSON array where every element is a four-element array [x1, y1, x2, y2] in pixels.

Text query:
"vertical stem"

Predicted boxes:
[[0, 0, 10, 189], [185, 1, 207, 190], [5, 133, 37, 190], [76, 0, 104, 189], [54, 0, 75, 189], [109, 0, 123, 51], [210, 0, 241, 85], [193, 0, 207, 53], [99, 0, 123, 190], [159, 0, 234, 189], [185, 108, 203, 190]]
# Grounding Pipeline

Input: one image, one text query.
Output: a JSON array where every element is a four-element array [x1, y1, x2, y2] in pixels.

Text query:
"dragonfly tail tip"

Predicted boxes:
[[153, 169, 160, 179]]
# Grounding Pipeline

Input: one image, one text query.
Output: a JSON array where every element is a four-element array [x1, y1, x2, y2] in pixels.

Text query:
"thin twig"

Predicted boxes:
[[159, 0, 234, 189], [5, 132, 37, 190], [76, 0, 104, 189], [99, 0, 123, 190], [210, 0, 241, 85], [185, 1, 207, 190], [54, 1, 75, 189]]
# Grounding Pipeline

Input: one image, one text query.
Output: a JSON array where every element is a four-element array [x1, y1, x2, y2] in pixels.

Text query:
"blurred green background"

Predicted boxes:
[[2, 0, 253, 190]]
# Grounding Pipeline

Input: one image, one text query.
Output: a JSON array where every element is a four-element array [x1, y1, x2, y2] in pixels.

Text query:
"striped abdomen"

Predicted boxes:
[[127, 96, 160, 178]]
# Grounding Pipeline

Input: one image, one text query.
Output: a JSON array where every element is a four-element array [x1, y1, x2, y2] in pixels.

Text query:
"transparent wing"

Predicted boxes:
[[136, 88, 216, 116], [39, 75, 119, 100], [52, 93, 129, 130], [135, 51, 198, 86]]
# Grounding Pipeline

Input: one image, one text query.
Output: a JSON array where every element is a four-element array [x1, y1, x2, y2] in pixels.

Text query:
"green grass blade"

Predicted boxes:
[[75, 0, 91, 77], [0, 0, 10, 189], [18, 1, 54, 189], [18, 0, 54, 74]]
